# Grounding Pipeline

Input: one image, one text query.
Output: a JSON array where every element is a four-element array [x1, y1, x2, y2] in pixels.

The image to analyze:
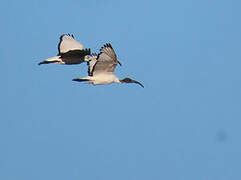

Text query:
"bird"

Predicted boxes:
[[72, 43, 144, 88], [38, 34, 91, 65]]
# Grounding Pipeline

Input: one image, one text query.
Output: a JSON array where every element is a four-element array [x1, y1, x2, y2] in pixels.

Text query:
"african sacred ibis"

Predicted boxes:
[[38, 34, 91, 65], [72, 43, 144, 88]]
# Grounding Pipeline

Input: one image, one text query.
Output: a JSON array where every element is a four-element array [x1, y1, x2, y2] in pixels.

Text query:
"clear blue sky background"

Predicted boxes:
[[1, 0, 241, 179]]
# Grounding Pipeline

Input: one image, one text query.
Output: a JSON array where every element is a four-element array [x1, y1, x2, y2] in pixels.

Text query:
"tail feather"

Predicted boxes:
[[38, 56, 62, 65]]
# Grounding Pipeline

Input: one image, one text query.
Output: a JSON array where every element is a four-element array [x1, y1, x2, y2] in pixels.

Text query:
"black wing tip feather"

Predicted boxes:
[[59, 33, 75, 40], [82, 48, 91, 56], [96, 43, 113, 60], [99, 43, 113, 51], [104, 43, 112, 48], [82, 48, 91, 54], [86, 48, 91, 55]]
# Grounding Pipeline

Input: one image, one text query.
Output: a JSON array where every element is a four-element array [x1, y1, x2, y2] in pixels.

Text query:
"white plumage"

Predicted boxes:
[[58, 34, 83, 54], [38, 34, 90, 65], [73, 43, 144, 88]]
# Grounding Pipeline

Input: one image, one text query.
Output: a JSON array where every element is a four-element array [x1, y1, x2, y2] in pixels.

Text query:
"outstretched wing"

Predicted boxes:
[[58, 34, 83, 55], [87, 53, 98, 76], [91, 43, 118, 75]]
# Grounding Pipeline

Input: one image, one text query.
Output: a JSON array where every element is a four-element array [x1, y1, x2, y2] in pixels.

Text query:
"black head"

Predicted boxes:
[[120, 78, 144, 88]]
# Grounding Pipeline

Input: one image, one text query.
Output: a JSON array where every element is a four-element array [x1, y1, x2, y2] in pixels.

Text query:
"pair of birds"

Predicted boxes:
[[38, 34, 144, 88]]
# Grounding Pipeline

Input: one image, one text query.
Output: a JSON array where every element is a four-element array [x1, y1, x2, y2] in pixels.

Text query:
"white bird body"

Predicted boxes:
[[73, 43, 144, 88], [38, 34, 90, 65], [81, 73, 120, 85]]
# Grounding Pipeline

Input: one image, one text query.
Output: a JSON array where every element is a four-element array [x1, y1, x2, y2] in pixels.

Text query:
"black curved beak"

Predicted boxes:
[[117, 61, 122, 66], [131, 80, 144, 88], [121, 78, 144, 88]]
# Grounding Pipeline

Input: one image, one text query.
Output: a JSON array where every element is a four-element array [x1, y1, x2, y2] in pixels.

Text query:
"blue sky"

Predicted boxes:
[[1, 0, 241, 179]]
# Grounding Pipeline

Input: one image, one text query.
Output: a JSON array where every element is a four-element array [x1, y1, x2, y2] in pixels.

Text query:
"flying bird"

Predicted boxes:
[[38, 34, 91, 65], [72, 43, 144, 88]]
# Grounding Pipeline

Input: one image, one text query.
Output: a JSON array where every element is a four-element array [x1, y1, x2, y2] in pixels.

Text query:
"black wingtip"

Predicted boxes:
[[60, 33, 74, 39], [100, 43, 113, 51], [86, 48, 91, 55], [105, 43, 112, 48]]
